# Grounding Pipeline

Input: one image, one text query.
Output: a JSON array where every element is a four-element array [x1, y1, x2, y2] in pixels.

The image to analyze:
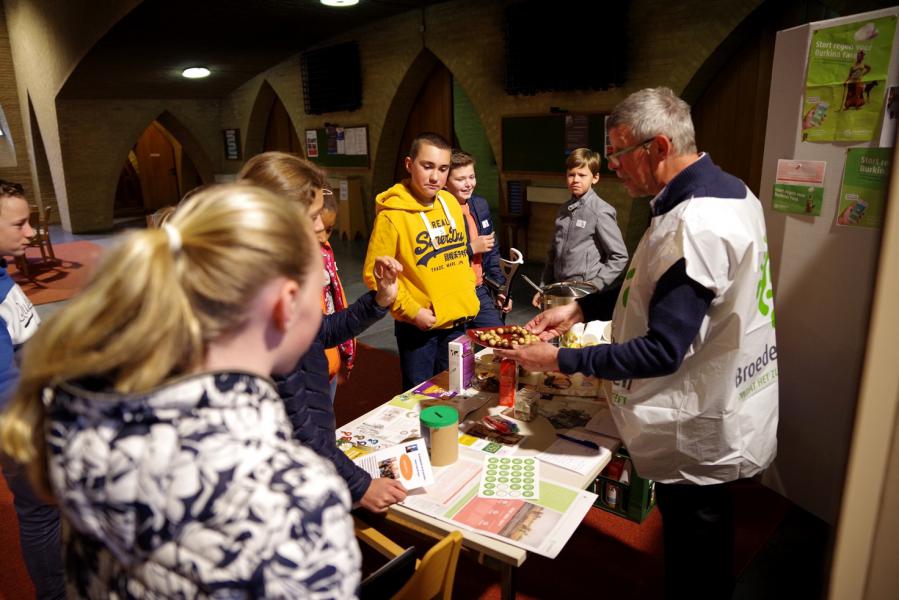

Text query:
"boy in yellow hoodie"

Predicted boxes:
[[364, 132, 479, 389]]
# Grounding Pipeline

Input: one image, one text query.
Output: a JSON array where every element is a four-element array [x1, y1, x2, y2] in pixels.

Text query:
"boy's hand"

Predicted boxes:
[[531, 291, 543, 309], [373, 256, 403, 307], [413, 307, 437, 331], [358, 478, 407, 513], [496, 294, 513, 313], [471, 233, 495, 254]]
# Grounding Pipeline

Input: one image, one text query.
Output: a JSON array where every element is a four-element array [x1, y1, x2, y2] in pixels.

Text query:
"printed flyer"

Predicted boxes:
[[802, 16, 896, 142], [836, 147, 892, 228], [401, 456, 597, 558], [354, 438, 435, 491], [772, 159, 827, 216]]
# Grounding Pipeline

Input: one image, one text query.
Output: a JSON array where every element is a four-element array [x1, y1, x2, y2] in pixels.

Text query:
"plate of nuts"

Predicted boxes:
[[467, 325, 541, 349]]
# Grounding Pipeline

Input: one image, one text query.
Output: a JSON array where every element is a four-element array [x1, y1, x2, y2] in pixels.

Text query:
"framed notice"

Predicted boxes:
[[222, 129, 241, 161]]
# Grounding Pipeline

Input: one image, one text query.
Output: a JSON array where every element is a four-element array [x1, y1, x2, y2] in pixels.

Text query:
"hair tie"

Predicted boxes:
[[162, 224, 182, 255]]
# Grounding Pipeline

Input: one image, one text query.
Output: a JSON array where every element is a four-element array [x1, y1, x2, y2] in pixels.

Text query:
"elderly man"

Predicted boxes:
[[496, 87, 778, 599]]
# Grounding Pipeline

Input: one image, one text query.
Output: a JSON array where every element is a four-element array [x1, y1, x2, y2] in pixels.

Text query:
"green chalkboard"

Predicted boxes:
[[306, 126, 369, 169], [501, 114, 611, 174]]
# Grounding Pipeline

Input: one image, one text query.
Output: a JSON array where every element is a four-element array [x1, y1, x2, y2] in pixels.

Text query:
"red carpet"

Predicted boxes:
[[9, 241, 104, 306], [0, 473, 35, 599]]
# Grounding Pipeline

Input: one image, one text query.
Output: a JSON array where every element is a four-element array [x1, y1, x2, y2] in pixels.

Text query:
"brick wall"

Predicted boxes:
[[6, 0, 762, 232], [0, 2, 36, 200]]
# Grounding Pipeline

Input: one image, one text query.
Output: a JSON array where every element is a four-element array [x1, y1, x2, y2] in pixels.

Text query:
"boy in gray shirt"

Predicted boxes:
[[533, 148, 628, 307]]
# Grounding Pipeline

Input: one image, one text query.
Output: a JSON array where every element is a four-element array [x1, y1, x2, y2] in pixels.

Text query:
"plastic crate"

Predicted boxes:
[[592, 447, 656, 523]]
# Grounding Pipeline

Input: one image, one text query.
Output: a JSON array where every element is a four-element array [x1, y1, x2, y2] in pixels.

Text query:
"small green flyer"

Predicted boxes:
[[802, 16, 896, 142], [773, 159, 826, 215], [836, 147, 892, 228]]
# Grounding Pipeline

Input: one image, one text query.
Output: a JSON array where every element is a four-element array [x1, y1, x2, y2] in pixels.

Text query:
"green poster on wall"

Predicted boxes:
[[836, 147, 892, 228], [802, 16, 896, 142]]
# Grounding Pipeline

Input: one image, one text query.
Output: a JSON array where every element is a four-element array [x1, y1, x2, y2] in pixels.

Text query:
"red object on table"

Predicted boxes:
[[499, 358, 517, 407]]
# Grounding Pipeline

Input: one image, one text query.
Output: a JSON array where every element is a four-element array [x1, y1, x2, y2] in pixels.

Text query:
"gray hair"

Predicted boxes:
[[608, 87, 697, 155]]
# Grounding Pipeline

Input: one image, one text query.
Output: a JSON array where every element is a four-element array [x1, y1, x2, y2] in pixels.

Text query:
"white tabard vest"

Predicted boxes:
[[605, 188, 778, 484]]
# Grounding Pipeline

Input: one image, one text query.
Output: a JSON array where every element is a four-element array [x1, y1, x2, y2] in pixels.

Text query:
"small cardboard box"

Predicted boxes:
[[448, 335, 474, 392]]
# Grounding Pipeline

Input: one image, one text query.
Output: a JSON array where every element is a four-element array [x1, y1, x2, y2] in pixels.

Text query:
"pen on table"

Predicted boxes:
[[556, 433, 600, 450]]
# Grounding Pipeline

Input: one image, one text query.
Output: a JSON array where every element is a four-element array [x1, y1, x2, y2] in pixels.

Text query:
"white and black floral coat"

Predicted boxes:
[[45, 371, 361, 598]]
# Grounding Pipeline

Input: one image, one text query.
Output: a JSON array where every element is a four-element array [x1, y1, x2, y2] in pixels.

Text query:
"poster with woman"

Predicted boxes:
[[802, 16, 896, 142]]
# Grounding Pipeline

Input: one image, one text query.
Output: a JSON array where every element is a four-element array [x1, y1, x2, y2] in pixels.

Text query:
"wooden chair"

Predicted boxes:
[[356, 515, 463, 600], [14, 205, 55, 278]]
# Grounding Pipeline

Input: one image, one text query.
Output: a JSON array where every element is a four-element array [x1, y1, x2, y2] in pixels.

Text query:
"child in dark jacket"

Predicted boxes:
[[445, 150, 510, 327], [239, 152, 407, 513]]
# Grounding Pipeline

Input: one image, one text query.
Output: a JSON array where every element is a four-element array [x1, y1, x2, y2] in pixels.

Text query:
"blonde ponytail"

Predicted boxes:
[[0, 183, 318, 490]]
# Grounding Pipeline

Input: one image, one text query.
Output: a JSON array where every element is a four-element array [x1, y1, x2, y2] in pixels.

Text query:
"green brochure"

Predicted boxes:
[[802, 16, 896, 142], [773, 159, 827, 216], [836, 147, 892, 228]]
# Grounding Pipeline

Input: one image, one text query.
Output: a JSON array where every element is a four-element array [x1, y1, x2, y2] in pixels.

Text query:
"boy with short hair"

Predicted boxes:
[[445, 150, 509, 328], [0, 180, 64, 599], [534, 148, 628, 307], [364, 133, 479, 390]]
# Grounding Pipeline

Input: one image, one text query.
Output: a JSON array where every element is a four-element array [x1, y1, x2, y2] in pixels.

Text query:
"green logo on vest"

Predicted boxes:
[[756, 246, 775, 328], [620, 267, 637, 308]]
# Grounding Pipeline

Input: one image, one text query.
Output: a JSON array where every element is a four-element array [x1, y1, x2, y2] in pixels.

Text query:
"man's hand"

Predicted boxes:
[[493, 340, 561, 372], [527, 302, 585, 341], [413, 307, 437, 331], [531, 291, 543, 309], [358, 478, 407, 513], [373, 256, 403, 308], [496, 294, 513, 314], [471, 233, 495, 254]]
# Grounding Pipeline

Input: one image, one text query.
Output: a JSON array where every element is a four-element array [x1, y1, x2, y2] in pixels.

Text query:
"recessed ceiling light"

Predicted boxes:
[[321, 0, 359, 6], [182, 67, 211, 79]]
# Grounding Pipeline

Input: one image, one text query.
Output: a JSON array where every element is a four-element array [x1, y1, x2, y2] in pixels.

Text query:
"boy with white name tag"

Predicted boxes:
[[534, 148, 628, 307]]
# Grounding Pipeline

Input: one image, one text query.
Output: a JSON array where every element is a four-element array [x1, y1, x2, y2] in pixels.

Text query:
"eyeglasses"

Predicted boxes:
[[322, 187, 334, 196], [606, 137, 656, 167]]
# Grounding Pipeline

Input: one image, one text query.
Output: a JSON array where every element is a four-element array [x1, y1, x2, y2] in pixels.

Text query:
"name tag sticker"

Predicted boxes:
[[576, 219, 587, 228], [432, 226, 446, 236], [482, 219, 490, 228]]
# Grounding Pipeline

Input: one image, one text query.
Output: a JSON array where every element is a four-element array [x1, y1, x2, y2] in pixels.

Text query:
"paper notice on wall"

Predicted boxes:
[[339, 179, 348, 202], [802, 16, 897, 142], [336, 127, 345, 154], [836, 147, 892, 228], [345, 127, 368, 156], [772, 159, 827, 216], [305, 130, 319, 158]]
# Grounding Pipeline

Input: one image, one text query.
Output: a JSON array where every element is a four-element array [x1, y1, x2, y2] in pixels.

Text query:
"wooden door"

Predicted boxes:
[[394, 63, 454, 182], [264, 96, 302, 154], [134, 122, 181, 210]]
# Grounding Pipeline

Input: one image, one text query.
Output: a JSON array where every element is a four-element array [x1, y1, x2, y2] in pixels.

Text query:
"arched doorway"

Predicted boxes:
[[113, 120, 202, 218], [393, 62, 454, 182], [263, 94, 302, 153]]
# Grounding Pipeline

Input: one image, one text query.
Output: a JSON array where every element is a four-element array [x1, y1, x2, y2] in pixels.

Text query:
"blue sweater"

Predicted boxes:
[[0, 261, 39, 409], [558, 155, 746, 379], [276, 290, 388, 502]]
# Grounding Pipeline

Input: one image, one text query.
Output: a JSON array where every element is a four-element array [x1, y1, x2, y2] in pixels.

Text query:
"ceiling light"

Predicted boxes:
[[182, 67, 211, 79], [321, 0, 359, 6]]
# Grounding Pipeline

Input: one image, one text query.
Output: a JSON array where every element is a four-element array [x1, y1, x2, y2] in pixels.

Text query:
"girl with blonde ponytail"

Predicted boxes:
[[0, 184, 361, 598]]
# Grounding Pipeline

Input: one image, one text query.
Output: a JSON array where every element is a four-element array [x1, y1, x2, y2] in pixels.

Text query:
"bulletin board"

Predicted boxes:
[[304, 125, 369, 169], [501, 114, 611, 174]]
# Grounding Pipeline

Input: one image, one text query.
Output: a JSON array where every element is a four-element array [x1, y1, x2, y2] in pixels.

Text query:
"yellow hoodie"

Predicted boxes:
[[363, 182, 479, 328]]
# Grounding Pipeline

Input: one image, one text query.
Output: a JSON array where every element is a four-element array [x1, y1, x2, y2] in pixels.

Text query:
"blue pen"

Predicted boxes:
[[556, 433, 600, 450]]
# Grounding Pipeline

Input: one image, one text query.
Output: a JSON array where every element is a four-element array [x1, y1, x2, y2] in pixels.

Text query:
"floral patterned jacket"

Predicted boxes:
[[45, 372, 361, 598]]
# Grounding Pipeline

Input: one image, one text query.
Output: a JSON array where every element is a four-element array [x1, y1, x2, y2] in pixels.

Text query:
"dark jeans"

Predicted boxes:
[[469, 285, 504, 328], [655, 480, 738, 600], [2, 458, 65, 600], [395, 320, 466, 390]]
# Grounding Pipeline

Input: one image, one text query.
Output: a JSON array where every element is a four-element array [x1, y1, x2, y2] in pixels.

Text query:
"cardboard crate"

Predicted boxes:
[[592, 447, 656, 523]]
